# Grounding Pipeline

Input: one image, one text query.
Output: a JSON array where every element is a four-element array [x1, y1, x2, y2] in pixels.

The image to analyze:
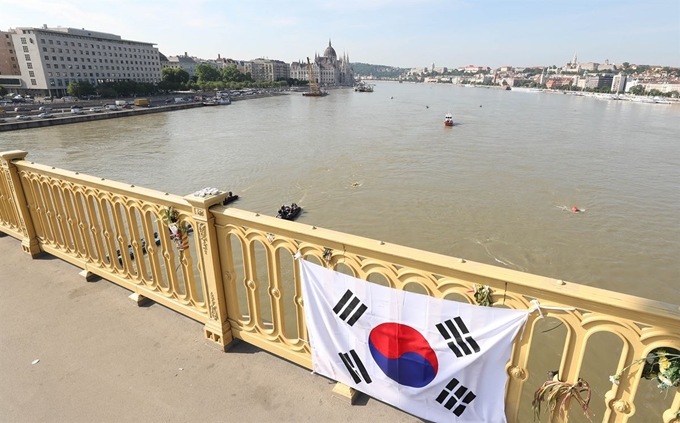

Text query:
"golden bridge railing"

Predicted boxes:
[[1, 150, 678, 422], [0, 151, 231, 345]]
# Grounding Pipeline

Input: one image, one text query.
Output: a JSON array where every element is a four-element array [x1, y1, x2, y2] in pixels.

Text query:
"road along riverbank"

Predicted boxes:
[[0, 91, 289, 132]]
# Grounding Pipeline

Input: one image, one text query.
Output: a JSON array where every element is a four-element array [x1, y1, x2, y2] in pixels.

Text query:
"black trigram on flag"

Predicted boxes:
[[436, 378, 476, 417], [436, 317, 481, 357], [338, 349, 372, 385], [333, 289, 367, 326]]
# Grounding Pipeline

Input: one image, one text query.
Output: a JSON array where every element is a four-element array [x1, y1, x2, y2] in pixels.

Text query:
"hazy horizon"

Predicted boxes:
[[2, 0, 679, 69]]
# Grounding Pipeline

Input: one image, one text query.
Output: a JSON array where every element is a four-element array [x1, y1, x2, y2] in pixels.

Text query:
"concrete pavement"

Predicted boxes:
[[0, 235, 421, 423]]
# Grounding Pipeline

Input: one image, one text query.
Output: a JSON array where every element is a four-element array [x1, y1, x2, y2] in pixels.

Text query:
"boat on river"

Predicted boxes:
[[444, 113, 454, 127], [222, 192, 239, 205], [276, 203, 302, 220], [354, 82, 374, 92]]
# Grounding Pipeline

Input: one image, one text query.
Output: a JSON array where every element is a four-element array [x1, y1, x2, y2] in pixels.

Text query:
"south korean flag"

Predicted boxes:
[[300, 260, 529, 423]]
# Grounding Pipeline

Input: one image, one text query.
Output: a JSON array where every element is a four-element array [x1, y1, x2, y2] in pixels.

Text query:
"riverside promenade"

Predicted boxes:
[[0, 235, 418, 423]]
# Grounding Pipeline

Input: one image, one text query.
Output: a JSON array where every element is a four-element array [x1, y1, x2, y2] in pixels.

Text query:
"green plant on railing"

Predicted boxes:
[[163, 206, 188, 252], [609, 347, 680, 392], [532, 376, 594, 422], [472, 284, 493, 307]]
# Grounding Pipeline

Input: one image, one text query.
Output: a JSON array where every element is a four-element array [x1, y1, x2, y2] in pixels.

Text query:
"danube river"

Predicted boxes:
[[3, 82, 678, 303], [2, 81, 679, 420]]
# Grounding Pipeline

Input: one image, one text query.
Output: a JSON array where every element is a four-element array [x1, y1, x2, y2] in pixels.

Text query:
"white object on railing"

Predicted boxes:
[[193, 187, 221, 197]]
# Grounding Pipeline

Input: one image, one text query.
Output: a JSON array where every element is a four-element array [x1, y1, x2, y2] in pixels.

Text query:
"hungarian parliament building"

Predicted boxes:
[[290, 40, 354, 87]]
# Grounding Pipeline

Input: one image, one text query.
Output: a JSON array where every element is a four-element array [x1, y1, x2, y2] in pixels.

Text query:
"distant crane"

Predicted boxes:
[[303, 57, 327, 97]]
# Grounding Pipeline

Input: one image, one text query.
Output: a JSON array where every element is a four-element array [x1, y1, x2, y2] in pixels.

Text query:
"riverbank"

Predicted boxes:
[[0, 90, 289, 132]]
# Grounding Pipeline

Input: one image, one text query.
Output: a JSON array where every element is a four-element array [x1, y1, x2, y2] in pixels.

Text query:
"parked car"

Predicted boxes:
[[44, 96, 53, 101], [16, 115, 31, 120], [0, 119, 7, 123], [71, 108, 84, 114], [14, 106, 30, 112], [105, 105, 118, 111], [38, 106, 52, 112], [38, 113, 54, 119], [89, 107, 103, 113]]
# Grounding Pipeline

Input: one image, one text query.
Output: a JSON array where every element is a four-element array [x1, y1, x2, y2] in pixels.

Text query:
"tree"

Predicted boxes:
[[67, 82, 82, 98], [622, 62, 630, 69], [195, 63, 220, 83], [0, 85, 7, 96], [161, 67, 190, 85], [629, 85, 645, 95], [220, 65, 249, 83]]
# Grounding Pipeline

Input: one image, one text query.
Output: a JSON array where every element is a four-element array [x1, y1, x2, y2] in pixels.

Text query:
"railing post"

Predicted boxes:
[[0, 150, 40, 256], [183, 190, 233, 351]]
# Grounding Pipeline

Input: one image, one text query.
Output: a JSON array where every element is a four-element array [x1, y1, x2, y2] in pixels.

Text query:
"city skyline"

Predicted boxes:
[[2, 0, 679, 68]]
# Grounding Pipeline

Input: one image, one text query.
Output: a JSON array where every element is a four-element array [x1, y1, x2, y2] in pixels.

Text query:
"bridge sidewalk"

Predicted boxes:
[[0, 235, 419, 423]]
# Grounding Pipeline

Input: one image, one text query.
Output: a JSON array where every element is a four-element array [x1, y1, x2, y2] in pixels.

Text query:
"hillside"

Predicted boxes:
[[351, 62, 408, 79]]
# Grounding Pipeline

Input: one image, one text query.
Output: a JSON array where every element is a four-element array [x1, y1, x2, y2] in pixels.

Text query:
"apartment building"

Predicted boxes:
[[245, 58, 289, 82], [163, 52, 198, 77], [0, 30, 22, 92], [5, 25, 161, 96]]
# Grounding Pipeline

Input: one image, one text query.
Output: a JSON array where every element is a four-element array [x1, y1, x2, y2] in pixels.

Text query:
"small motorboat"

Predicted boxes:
[[276, 203, 302, 220], [222, 191, 239, 205], [444, 113, 454, 127]]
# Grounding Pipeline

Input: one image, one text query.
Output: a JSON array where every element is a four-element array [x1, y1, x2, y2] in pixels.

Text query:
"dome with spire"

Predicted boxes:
[[323, 39, 337, 60]]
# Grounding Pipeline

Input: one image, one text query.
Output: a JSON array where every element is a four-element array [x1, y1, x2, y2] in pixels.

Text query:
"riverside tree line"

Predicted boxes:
[[48, 64, 308, 99]]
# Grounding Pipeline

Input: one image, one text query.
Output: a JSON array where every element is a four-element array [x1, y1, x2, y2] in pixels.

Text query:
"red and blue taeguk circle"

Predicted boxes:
[[368, 323, 438, 388]]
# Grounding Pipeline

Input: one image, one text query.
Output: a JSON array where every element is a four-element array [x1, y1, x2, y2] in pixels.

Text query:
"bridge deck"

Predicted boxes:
[[0, 235, 417, 423]]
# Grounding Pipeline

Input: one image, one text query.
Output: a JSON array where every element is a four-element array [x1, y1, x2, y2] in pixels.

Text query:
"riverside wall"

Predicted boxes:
[[0, 91, 290, 132], [0, 102, 203, 132]]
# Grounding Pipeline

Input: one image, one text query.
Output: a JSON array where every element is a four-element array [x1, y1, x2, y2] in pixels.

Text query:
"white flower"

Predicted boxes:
[[658, 374, 674, 388], [609, 375, 620, 385]]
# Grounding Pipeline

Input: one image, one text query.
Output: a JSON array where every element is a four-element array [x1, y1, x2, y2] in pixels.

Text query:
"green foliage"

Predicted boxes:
[[195, 63, 220, 83], [66, 82, 80, 97], [629, 85, 645, 95], [67, 81, 96, 97], [161, 67, 190, 85], [523, 68, 544, 76], [220, 65, 248, 83], [0, 85, 7, 96], [352, 62, 409, 79], [97, 85, 117, 98]]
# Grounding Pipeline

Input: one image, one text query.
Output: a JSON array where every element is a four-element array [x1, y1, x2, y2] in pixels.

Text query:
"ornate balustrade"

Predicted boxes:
[[1, 150, 678, 422]]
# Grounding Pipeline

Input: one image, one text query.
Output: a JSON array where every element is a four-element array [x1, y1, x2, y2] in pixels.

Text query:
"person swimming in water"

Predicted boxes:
[[572, 206, 580, 213]]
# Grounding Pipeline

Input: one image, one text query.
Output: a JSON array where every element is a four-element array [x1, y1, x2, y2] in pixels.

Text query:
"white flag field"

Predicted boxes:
[[300, 260, 529, 423]]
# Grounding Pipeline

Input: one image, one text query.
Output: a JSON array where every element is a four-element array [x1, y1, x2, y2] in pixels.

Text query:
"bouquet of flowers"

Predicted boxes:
[[609, 347, 680, 391], [164, 207, 189, 251]]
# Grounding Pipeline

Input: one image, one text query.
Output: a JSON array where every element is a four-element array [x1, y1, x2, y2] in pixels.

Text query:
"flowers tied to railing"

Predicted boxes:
[[164, 206, 189, 252], [532, 375, 594, 422], [609, 347, 680, 392]]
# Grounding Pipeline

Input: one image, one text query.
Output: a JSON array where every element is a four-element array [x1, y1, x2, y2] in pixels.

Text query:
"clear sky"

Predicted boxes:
[[3, 0, 679, 68]]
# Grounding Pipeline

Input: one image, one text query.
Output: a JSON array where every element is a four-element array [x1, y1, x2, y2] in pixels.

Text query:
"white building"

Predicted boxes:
[[289, 40, 353, 86], [6, 25, 161, 96], [611, 72, 627, 93]]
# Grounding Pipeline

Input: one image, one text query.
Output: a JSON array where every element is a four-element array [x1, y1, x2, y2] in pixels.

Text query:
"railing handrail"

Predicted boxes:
[[13, 158, 191, 210], [215, 206, 680, 327]]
